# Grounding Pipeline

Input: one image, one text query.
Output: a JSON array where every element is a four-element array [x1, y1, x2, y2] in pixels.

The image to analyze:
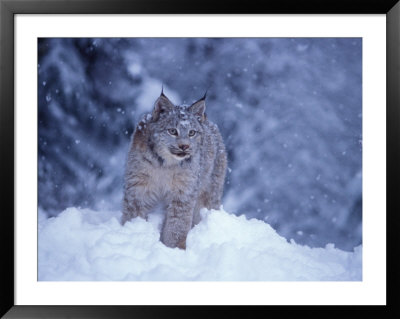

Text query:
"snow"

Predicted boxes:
[[38, 207, 362, 281]]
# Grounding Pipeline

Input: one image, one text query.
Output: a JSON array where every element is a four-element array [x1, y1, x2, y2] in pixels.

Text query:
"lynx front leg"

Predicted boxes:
[[192, 202, 203, 227], [121, 186, 150, 225], [161, 198, 195, 249]]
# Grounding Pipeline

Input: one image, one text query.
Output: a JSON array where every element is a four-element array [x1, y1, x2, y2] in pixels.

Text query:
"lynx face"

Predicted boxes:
[[148, 100, 205, 164]]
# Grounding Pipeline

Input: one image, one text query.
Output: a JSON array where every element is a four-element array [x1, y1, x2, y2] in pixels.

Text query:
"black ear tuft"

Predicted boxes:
[[200, 89, 207, 101], [160, 85, 166, 98]]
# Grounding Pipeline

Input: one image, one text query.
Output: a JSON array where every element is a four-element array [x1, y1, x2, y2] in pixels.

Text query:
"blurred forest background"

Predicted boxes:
[[38, 38, 362, 251]]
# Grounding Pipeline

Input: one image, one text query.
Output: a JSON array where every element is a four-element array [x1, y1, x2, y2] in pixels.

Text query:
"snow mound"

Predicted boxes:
[[38, 207, 362, 281]]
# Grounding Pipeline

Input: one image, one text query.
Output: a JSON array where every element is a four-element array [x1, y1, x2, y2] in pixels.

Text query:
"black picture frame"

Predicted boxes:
[[1, 0, 399, 317]]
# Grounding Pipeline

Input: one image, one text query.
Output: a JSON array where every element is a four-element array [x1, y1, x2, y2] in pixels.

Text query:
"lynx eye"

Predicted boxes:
[[188, 130, 196, 137], [167, 128, 178, 136]]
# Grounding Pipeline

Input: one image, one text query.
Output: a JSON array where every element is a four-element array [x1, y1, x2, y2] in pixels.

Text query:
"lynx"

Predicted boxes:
[[121, 90, 227, 249]]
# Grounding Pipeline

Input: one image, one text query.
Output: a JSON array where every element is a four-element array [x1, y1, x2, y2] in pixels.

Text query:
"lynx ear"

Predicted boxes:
[[189, 93, 207, 122], [152, 90, 174, 120]]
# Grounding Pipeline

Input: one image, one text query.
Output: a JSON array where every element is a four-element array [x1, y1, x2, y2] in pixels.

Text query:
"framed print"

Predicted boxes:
[[1, 0, 399, 317]]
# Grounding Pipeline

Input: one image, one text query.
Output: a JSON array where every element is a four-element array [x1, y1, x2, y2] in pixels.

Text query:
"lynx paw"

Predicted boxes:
[[176, 238, 187, 250]]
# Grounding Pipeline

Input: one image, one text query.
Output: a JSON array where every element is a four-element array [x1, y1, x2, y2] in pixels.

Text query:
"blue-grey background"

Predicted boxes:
[[38, 38, 362, 251]]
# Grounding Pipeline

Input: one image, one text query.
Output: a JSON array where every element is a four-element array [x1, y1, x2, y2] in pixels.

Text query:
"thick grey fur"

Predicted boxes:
[[121, 92, 227, 249]]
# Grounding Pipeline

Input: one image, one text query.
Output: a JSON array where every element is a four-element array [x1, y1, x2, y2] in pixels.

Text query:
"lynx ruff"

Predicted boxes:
[[122, 90, 227, 249]]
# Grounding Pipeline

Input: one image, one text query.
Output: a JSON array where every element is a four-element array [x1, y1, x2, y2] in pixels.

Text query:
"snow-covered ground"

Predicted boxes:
[[38, 207, 362, 281]]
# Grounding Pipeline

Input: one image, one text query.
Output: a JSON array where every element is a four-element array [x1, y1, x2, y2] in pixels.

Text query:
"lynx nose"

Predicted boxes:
[[179, 144, 190, 151]]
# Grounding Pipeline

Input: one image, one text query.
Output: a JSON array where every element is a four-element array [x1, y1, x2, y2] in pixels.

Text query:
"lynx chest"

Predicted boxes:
[[138, 161, 197, 198]]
